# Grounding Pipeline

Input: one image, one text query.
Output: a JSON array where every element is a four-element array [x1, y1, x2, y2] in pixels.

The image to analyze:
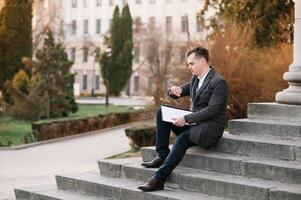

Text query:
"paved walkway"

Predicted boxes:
[[0, 124, 141, 200]]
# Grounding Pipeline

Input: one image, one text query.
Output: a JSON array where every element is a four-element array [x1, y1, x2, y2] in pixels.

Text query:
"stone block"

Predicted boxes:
[[248, 103, 301, 122], [229, 119, 301, 139]]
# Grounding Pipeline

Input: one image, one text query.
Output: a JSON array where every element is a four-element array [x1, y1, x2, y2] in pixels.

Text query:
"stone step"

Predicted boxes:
[[97, 158, 301, 200], [228, 118, 301, 139], [214, 133, 301, 161], [247, 102, 301, 122], [55, 171, 233, 200], [140, 146, 301, 184], [14, 184, 106, 200]]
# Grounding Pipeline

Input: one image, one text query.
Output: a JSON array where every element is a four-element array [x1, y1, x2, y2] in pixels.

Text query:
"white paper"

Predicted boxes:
[[161, 105, 192, 123]]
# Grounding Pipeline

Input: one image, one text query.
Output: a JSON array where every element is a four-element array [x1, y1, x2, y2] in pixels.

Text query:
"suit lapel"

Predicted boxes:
[[193, 68, 216, 104]]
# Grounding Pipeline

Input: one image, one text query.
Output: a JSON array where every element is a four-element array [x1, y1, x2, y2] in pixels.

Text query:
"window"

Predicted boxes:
[[134, 76, 139, 92], [96, 0, 101, 7], [181, 15, 188, 33], [95, 75, 100, 90], [134, 17, 142, 33], [148, 17, 155, 29], [180, 47, 186, 64], [82, 75, 87, 90], [60, 20, 64, 34], [95, 47, 100, 58], [196, 15, 202, 32], [83, 47, 88, 63], [71, 20, 77, 35], [134, 46, 140, 63], [165, 16, 172, 34], [109, 0, 114, 6], [72, 0, 77, 7], [96, 19, 101, 34], [149, 0, 156, 4], [84, 19, 89, 34], [136, 0, 142, 4], [70, 48, 76, 62], [83, 0, 88, 7]]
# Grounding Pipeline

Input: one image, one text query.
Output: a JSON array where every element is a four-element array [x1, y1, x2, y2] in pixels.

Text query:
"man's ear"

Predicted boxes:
[[200, 57, 205, 64]]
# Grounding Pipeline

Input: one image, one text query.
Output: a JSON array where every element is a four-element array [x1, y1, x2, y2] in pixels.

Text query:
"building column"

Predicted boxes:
[[276, 0, 301, 105]]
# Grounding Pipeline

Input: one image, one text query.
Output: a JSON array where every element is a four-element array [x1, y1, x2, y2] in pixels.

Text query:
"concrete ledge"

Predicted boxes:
[[214, 134, 299, 161], [96, 159, 301, 200], [248, 102, 301, 121], [14, 185, 57, 200], [14, 184, 106, 200], [269, 187, 301, 200], [55, 172, 228, 200], [228, 118, 301, 139], [141, 147, 301, 184]]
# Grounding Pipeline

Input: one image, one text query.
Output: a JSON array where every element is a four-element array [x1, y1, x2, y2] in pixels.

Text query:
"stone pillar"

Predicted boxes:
[[276, 0, 301, 105]]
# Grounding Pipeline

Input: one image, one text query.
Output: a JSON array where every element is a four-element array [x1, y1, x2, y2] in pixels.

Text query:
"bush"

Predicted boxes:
[[196, 20, 291, 119], [124, 123, 178, 150], [125, 125, 156, 150], [12, 69, 30, 94]]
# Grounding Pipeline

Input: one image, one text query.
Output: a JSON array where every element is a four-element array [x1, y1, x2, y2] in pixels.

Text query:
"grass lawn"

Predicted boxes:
[[69, 105, 129, 118], [0, 112, 34, 146], [0, 104, 130, 147]]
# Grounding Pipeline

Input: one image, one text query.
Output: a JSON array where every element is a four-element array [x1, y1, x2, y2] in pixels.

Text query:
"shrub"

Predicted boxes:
[[195, 20, 291, 119], [12, 69, 30, 94], [125, 125, 156, 150]]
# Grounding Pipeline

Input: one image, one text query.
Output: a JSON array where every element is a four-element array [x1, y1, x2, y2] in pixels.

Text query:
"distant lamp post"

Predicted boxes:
[[104, 45, 112, 107], [91, 48, 100, 97]]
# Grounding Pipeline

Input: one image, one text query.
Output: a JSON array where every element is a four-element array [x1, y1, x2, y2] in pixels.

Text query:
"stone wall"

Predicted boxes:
[[32, 110, 154, 141]]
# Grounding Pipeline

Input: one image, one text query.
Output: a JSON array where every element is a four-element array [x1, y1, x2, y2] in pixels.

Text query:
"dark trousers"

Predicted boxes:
[[154, 108, 196, 183]]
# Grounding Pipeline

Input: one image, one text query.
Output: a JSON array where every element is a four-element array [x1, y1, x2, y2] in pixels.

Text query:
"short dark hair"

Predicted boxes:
[[186, 47, 209, 62]]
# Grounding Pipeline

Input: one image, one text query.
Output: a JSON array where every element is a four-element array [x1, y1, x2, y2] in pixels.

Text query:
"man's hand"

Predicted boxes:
[[170, 86, 182, 97], [172, 117, 186, 127]]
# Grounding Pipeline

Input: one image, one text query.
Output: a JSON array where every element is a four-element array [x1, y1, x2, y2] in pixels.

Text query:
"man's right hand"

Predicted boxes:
[[170, 86, 182, 97]]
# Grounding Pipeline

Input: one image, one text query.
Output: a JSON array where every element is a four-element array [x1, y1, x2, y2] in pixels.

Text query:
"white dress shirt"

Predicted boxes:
[[196, 69, 211, 92]]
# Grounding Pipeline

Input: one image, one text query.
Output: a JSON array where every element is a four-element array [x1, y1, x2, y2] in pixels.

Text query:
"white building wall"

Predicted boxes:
[[33, 0, 205, 96]]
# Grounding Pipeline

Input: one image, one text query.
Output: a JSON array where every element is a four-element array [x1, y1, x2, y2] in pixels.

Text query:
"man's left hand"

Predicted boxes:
[[172, 117, 186, 127]]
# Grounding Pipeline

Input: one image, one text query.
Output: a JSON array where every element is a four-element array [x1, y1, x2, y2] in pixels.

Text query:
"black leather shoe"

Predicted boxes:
[[141, 156, 164, 168], [137, 177, 164, 192]]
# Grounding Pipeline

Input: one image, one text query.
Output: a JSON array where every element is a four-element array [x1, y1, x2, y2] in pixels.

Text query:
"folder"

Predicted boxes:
[[161, 105, 192, 123]]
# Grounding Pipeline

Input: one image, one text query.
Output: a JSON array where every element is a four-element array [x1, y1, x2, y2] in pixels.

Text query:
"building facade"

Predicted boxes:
[[33, 0, 205, 96]]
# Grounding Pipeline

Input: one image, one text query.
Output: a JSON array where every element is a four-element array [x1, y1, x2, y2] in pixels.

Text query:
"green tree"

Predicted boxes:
[[100, 4, 133, 96], [200, 0, 294, 47], [0, 0, 33, 101], [2, 28, 78, 121], [119, 4, 133, 93]]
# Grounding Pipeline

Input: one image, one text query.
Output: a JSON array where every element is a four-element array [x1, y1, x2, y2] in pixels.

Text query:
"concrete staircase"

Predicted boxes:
[[15, 103, 301, 200]]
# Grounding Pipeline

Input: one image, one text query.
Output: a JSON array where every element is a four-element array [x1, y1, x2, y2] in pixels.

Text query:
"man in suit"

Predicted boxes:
[[138, 46, 228, 192]]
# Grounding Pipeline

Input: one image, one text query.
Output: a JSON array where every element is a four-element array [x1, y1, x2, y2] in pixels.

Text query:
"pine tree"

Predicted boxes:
[[33, 28, 78, 118], [2, 28, 78, 121], [0, 0, 33, 101], [119, 4, 133, 93]]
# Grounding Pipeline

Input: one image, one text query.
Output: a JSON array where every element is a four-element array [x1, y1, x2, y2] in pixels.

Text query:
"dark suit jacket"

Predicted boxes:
[[168, 67, 228, 149]]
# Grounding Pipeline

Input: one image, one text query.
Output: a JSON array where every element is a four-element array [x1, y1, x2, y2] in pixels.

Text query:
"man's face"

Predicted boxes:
[[187, 53, 205, 76]]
